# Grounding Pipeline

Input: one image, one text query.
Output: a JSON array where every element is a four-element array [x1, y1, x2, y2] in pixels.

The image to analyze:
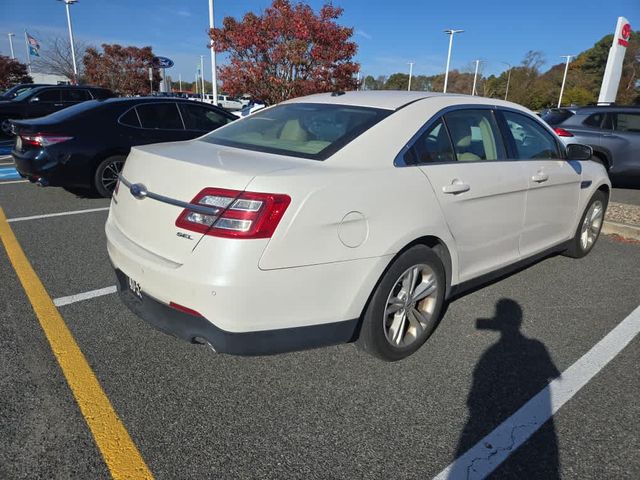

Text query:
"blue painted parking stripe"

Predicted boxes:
[[0, 167, 21, 180]]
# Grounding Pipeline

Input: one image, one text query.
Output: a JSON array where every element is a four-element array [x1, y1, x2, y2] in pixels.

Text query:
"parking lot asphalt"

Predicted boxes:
[[1, 179, 639, 480]]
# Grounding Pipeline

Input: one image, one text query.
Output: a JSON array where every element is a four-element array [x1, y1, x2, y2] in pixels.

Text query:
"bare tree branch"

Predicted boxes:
[[32, 35, 91, 82]]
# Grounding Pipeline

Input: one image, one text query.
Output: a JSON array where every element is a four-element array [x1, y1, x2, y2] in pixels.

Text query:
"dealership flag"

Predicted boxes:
[[26, 32, 40, 57]]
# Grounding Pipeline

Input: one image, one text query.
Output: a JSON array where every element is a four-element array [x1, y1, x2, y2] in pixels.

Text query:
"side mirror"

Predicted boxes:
[[566, 143, 592, 161]]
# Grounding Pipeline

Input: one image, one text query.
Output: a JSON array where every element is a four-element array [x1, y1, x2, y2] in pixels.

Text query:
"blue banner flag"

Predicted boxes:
[[26, 32, 40, 57]]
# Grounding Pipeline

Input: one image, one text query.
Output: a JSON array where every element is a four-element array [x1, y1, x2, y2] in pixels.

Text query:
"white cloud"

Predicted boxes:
[[355, 30, 372, 40]]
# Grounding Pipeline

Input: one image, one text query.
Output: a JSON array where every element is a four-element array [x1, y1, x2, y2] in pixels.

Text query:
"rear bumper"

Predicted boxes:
[[13, 147, 91, 188], [114, 268, 359, 355]]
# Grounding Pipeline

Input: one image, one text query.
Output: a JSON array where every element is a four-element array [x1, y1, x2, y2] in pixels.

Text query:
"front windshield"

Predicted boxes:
[[199, 102, 391, 160]]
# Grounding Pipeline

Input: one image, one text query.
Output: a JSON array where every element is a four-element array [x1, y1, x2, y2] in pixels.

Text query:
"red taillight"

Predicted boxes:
[[169, 302, 203, 317], [20, 133, 73, 147], [553, 127, 574, 137], [175, 187, 291, 239]]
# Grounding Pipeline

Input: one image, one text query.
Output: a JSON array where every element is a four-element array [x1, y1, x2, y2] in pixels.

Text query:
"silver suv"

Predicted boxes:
[[541, 106, 640, 187]]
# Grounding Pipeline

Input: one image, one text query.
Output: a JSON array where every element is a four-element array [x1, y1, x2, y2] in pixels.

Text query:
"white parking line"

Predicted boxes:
[[433, 304, 640, 480], [7, 207, 110, 223], [0, 162, 14, 166], [0, 180, 28, 185], [53, 285, 117, 307]]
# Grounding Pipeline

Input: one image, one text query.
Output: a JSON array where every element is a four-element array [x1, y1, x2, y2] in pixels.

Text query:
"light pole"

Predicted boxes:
[[200, 55, 205, 101], [558, 55, 573, 108], [7, 33, 15, 59], [502, 62, 512, 100], [179, 73, 182, 92], [471, 59, 481, 95], [443, 29, 463, 93], [209, 0, 218, 105], [408, 61, 414, 91], [58, 0, 79, 84]]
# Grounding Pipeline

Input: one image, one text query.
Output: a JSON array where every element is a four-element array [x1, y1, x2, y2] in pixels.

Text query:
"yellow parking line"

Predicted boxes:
[[0, 207, 153, 480]]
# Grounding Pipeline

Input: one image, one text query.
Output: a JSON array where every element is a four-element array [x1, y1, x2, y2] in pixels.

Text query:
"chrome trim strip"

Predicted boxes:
[[119, 175, 220, 216]]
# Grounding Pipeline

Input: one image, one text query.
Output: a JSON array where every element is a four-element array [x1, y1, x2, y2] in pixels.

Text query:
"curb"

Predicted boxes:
[[602, 220, 640, 241]]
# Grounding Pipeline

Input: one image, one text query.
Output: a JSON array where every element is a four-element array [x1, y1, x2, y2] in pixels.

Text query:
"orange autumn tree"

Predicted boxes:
[[210, 0, 359, 104], [0, 56, 32, 89], [83, 44, 161, 95]]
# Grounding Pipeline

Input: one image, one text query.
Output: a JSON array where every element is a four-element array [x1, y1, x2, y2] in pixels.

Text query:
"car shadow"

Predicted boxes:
[[451, 298, 561, 479], [62, 186, 105, 199]]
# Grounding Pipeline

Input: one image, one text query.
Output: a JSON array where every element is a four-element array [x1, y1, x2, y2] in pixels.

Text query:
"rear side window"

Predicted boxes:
[[136, 103, 184, 130], [613, 113, 640, 133], [119, 108, 140, 128], [61, 89, 92, 102], [540, 109, 573, 126], [35, 89, 61, 102], [179, 104, 231, 131], [404, 119, 454, 165], [583, 113, 605, 128], [503, 111, 560, 160], [443, 109, 505, 161]]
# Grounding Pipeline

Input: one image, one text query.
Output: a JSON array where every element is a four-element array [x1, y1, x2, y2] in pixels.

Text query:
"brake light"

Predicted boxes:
[[175, 188, 291, 239], [20, 133, 73, 147], [553, 127, 574, 137]]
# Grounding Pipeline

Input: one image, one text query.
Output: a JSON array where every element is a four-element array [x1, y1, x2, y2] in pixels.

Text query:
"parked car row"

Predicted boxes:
[[1, 85, 114, 139]]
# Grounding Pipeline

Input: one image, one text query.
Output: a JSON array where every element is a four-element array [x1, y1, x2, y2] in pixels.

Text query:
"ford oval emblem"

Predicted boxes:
[[130, 183, 148, 199], [153, 56, 174, 69]]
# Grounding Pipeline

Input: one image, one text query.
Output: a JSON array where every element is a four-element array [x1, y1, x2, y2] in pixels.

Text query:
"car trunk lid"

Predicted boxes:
[[110, 140, 300, 264]]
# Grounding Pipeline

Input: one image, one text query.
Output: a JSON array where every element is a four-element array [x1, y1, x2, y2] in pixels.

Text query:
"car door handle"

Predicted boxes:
[[531, 173, 549, 183], [442, 181, 470, 194], [54, 103, 64, 107]]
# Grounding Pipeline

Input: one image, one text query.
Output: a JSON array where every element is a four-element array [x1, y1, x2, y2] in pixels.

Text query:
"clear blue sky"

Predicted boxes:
[[1, 0, 638, 83]]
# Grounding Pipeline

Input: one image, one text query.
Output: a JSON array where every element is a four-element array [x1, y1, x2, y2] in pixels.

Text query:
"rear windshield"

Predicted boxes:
[[540, 109, 574, 126], [199, 103, 391, 160], [38, 99, 103, 121]]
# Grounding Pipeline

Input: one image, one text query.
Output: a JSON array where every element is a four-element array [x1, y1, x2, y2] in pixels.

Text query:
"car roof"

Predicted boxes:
[[574, 105, 640, 113], [26, 84, 107, 93], [283, 90, 525, 111], [96, 96, 228, 106]]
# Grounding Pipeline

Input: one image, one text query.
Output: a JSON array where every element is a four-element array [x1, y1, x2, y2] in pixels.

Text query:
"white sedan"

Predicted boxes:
[[106, 91, 609, 361]]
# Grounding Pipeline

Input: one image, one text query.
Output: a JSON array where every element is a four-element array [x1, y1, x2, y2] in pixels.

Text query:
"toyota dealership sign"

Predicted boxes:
[[598, 17, 632, 104]]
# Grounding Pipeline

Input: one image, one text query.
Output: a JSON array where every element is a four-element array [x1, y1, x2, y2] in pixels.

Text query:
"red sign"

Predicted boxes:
[[619, 23, 631, 47]]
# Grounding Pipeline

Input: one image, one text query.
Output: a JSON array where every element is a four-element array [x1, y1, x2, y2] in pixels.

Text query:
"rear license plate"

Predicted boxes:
[[127, 276, 142, 300], [15, 135, 22, 151]]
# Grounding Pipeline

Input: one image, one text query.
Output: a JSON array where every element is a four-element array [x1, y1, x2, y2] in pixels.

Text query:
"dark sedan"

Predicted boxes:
[[1, 85, 114, 138], [11, 97, 236, 197]]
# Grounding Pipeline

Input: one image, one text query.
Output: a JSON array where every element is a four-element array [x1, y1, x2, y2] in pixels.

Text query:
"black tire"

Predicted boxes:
[[93, 155, 125, 198], [563, 190, 608, 258], [357, 245, 446, 361]]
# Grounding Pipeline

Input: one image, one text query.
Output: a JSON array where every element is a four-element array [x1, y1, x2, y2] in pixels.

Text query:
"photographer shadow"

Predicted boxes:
[[453, 298, 561, 479]]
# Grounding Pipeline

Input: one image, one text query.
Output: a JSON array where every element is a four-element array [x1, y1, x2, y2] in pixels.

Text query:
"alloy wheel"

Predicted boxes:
[[580, 200, 603, 251], [101, 159, 124, 193], [383, 264, 439, 348]]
